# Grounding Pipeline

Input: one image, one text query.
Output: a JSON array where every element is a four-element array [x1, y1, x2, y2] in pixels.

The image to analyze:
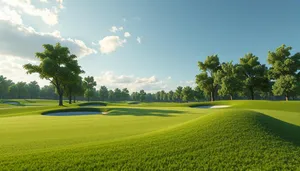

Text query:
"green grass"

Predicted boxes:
[[0, 99, 300, 170]]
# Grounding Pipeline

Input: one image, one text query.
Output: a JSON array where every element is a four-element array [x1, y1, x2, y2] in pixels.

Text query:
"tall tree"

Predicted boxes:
[[72, 76, 84, 103], [121, 88, 130, 101], [215, 62, 243, 100], [239, 53, 269, 100], [182, 86, 194, 102], [0, 76, 10, 99], [108, 90, 114, 101], [194, 86, 204, 102], [268, 45, 300, 100], [160, 90, 167, 102], [40, 85, 57, 99], [8, 84, 18, 99], [23, 43, 83, 106], [28, 81, 40, 99], [83, 76, 97, 101], [99, 86, 109, 101], [139, 90, 146, 102], [16, 82, 29, 99], [196, 55, 220, 101], [114, 88, 122, 101], [64, 75, 83, 104], [167, 90, 174, 102], [174, 86, 183, 102]]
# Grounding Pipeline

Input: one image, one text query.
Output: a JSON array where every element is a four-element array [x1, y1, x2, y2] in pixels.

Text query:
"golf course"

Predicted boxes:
[[0, 99, 299, 170]]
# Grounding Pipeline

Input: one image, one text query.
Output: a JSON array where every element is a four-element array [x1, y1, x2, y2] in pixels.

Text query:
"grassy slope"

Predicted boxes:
[[1, 109, 300, 170], [0, 106, 207, 157], [0, 100, 300, 170]]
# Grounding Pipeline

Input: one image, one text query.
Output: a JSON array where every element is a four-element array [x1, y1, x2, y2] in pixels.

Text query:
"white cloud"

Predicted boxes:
[[167, 76, 172, 80], [1, 0, 61, 26], [99, 36, 126, 54], [0, 5, 22, 24], [109, 26, 118, 33], [124, 32, 131, 38], [40, 0, 48, 3], [95, 71, 168, 92], [56, 0, 64, 9], [109, 26, 124, 33], [0, 20, 97, 60], [0, 55, 50, 86], [137, 36, 142, 44], [180, 80, 197, 88]]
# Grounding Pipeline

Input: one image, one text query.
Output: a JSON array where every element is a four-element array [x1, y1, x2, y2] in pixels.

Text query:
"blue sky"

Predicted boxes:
[[0, 0, 300, 92]]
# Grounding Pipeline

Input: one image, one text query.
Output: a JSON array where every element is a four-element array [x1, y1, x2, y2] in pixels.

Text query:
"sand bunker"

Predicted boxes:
[[193, 105, 230, 109], [44, 111, 102, 116]]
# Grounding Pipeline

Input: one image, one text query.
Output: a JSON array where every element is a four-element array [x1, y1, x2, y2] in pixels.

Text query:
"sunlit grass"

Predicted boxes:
[[0, 100, 299, 170]]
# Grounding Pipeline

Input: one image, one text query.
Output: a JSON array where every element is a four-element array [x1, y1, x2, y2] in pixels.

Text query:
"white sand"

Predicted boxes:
[[193, 105, 230, 109]]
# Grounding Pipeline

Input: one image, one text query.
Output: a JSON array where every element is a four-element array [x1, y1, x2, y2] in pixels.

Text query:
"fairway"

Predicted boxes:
[[0, 100, 300, 170]]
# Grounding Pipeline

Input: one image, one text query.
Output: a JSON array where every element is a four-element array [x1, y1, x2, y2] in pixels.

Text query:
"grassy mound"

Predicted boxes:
[[78, 102, 107, 107], [1, 109, 300, 170], [42, 107, 109, 115]]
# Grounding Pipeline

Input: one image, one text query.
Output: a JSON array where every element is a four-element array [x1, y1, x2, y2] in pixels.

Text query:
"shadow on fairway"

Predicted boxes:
[[257, 112, 300, 146], [107, 108, 184, 117]]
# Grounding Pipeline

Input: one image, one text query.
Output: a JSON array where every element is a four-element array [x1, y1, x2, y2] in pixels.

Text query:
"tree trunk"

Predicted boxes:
[[285, 95, 289, 101], [69, 94, 72, 104], [250, 87, 254, 100], [230, 95, 233, 100], [211, 91, 215, 101], [73, 96, 76, 103], [58, 93, 63, 106]]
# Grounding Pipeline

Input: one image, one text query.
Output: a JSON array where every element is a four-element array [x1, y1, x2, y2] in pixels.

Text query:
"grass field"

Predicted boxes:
[[0, 100, 300, 170]]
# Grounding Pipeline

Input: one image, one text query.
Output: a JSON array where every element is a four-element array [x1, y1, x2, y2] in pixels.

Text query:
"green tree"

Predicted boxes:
[[268, 45, 300, 100], [108, 90, 114, 101], [139, 90, 146, 102], [174, 86, 183, 102], [72, 76, 84, 103], [64, 75, 83, 104], [114, 88, 122, 101], [23, 43, 83, 106], [16, 82, 29, 99], [121, 88, 130, 101], [182, 86, 194, 102], [84, 88, 96, 101], [83, 76, 97, 101], [167, 90, 174, 102], [40, 85, 57, 99], [8, 84, 18, 99], [0, 76, 10, 99], [194, 86, 204, 101], [99, 86, 109, 101], [239, 53, 269, 100], [27, 81, 40, 99], [196, 55, 220, 101], [215, 62, 243, 100], [272, 75, 298, 100]]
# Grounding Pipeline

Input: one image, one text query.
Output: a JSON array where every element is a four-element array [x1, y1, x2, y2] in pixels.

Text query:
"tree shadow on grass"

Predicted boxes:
[[106, 108, 184, 117], [257, 112, 300, 146]]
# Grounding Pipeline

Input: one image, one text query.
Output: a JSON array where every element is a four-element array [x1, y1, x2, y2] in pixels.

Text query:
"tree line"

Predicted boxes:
[[196, 44, 300, 101], [0, 75, 204, 103], [1, 43, 299, 106]]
